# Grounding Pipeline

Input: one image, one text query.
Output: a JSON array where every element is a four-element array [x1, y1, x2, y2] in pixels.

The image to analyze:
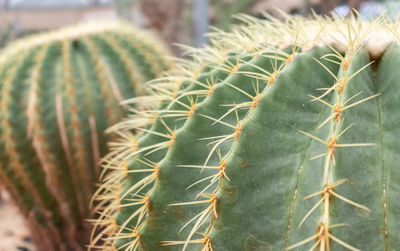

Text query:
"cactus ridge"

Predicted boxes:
[[0, 22, 171, 250], [90, 52, 233, 249], [92, 13, 400, 251]]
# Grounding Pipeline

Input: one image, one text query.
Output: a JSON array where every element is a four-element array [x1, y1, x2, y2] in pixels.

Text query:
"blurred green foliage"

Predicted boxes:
[[0, 24, 16, 49], [210, 0, 255, 30], [115, 0, 134, 20]]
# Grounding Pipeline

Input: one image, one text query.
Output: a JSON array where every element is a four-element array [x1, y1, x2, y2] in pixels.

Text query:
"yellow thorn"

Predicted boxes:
[[328, 233, 360, 251], [298, 197, 324, 228], [286, 232, 321, 250], [298, 130, 329, 146], [330, 190, 370, 211], [342, 93, 380, 111]]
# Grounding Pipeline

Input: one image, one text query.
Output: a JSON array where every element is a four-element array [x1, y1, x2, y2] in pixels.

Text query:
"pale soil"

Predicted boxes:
[[0, 189, 36, 251]]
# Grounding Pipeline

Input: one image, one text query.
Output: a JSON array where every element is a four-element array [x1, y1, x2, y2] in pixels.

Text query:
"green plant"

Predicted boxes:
[[92, 14, 400, 251], [0, 21, 171, 250]]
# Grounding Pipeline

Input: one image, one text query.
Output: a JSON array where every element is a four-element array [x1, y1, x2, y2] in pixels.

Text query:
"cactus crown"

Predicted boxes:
[[92, 13, 400, 251], [0, 21, 171, 250]]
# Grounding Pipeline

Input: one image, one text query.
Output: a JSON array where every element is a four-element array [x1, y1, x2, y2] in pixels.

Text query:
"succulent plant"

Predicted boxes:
[[92, 13, 400, 251], [0, 22, 171, 250]]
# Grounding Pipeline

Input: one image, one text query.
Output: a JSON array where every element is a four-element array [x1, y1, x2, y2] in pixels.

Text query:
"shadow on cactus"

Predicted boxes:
[[0, 21, 171, 250], [91, 12, 400, 251]]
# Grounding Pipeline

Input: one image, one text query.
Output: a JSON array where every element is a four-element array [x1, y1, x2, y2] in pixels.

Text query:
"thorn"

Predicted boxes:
[[286, 232, 321, 250], [298, 130, 329, 146], [342, 93, 380, 111], [307, 94, 335, 109], [330, 190, 370, 211], [328, 233, 360, 251], [310, 152, 327, 160], [298, 197, 324, 228]]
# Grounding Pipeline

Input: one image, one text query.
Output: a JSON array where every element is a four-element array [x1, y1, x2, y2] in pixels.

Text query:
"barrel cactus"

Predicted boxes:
[[0, 22, 171, 250], [92, 13, 400, 251]]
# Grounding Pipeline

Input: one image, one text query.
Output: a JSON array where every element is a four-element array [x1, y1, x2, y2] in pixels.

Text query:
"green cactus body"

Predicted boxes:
[[0, 22, 171, 250], [93, 14, 400, 251]]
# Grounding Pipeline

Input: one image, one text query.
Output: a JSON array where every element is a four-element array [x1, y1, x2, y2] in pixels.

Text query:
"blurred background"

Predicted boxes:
[[0, 0, 398, 250], [1, 0, 400, 55]]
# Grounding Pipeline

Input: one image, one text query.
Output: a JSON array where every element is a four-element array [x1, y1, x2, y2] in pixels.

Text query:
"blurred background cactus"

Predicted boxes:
[[0, 22, 171, 250]]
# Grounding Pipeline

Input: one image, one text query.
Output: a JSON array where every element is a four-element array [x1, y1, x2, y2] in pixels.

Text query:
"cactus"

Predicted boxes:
[[92, 13, 400, 251], [0, 22, 171, 250]]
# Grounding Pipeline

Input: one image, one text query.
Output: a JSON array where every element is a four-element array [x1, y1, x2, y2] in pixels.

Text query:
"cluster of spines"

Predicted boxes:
[[287, 22, 380, 251], [91, 13, 399, 251], [90, 22, 304, 249], [91, 50, 227, 248], [0, 22, 171, 251], [163, 50, 295, 251], [89, 55, 211, 250]]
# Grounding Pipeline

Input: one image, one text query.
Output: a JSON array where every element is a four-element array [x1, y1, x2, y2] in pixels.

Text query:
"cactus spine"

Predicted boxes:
[[0, 22, 171, 250], [92, 14, 400, 251]]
